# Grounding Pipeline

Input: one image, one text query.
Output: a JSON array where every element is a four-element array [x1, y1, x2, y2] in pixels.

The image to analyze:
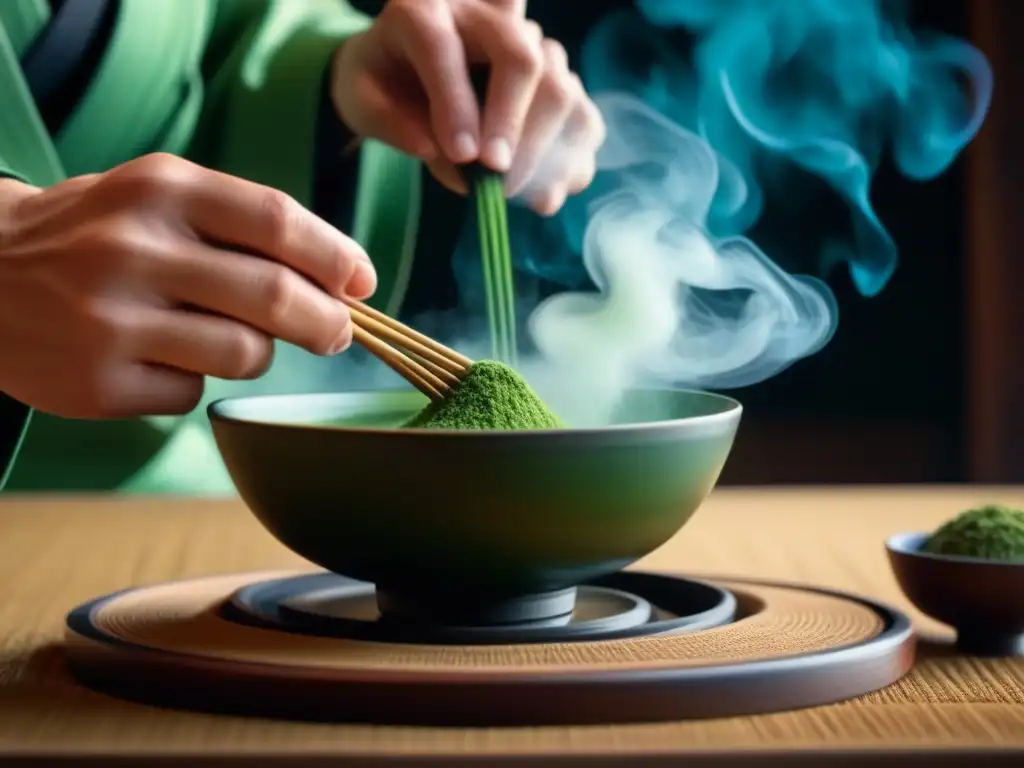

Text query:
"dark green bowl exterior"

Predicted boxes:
[[208, 389, 741, 600]]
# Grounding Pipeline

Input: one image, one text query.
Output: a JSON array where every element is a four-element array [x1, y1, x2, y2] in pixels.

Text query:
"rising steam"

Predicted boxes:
[[527, 95, 836, 423], [500, 0, 993, 425]]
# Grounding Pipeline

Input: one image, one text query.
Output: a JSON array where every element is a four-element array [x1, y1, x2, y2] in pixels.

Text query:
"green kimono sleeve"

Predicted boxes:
[[187, 0, 371, 206], [1, 0, 415, 494], [187, 1, 423, 318]]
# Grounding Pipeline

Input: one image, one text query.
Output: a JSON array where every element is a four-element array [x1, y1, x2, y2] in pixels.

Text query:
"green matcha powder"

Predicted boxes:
[[403, 156, 565, 430], [406, 361, 565, 430], [923, 504, 1024, 561]]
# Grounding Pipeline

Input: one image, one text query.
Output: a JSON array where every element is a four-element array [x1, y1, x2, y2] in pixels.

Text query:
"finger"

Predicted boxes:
[[505, 38, 576, 198], [425, 157, 469, 195], [566, 151, 597, 197], [103, 363, 205, 417], [527, 182, 567, 218], [522, 75, 602, 212], [525, 140, 595, 216], [177, 168, 376, 301], [563, 73, 607, 150], [383, 0, 480, 163], [478, 0, 528, 16], [457, 7, 544, 172], [133, 307, 275, 380], [156, 244, 354, 357]]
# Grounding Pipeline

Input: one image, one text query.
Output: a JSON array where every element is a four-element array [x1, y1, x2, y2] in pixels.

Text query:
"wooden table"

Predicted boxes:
[[1, 487, 1023, 766]]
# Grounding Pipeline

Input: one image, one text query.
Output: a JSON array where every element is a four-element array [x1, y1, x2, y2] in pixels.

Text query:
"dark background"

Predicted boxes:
[[355, 0, 1021, 485]]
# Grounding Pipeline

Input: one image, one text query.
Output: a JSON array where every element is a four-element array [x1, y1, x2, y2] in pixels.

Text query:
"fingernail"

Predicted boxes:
[[452, 131, 478, 162], [483, 138, 512, 172]]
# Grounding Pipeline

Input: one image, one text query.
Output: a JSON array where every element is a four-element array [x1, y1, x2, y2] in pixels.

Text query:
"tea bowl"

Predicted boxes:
[[208, 388, 741, 624], [886, 531, 1024, 656]]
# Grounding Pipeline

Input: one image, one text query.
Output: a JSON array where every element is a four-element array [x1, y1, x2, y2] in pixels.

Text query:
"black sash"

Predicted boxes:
[[20, 0, 114, 133]]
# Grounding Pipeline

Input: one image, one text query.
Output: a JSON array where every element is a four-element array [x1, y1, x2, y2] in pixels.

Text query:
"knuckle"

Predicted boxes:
[[390, 0, 445, 41], [506, 41, 543, 78], [107, 152, 190, 200], [523, 20, 543, 42], [223, 330, 274, 379], [261, 267, 300, 327], [541, 36, 567, 65], [259, 189, 301, 253], [497, 23, 543, 78], [541, 72, 574, 112]]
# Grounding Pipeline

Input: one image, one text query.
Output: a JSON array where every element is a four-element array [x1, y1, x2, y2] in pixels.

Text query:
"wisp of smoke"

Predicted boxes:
[[526, 95, 837, 426], [498, 0, 993, 425]]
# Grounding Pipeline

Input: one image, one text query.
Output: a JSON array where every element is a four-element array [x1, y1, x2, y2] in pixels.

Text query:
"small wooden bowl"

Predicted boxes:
[[886, 531, 1024, 656]]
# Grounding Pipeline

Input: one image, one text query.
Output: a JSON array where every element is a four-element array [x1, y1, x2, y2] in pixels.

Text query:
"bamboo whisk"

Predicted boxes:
[[344, 299, 474, 402]]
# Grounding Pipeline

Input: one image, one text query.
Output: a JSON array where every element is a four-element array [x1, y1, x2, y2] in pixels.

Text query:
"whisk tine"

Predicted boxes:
[[346, 303, 472, 402]]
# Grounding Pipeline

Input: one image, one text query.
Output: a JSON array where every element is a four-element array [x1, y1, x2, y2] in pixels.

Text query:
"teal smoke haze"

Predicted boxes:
[[528, 95, 839, 396], [605, 0, 993, 296], [475, 0, 991, 408]]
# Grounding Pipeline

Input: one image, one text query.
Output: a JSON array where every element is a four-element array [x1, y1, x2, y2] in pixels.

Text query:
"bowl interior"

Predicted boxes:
[[886, 531, 1024, 566], [885, 532, 930, 557], [209, 387, 740, 433]]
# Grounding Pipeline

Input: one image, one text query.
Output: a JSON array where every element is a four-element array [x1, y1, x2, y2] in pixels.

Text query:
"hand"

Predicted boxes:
[[0, 154, 375, 419], [332, 0, 606, 216]]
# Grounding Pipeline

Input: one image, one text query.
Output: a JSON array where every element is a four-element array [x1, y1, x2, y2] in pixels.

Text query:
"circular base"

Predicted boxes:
[[375, 587, 580, 627], [956, 628, 1024, 657], [64, 571, 915, 726], [226, 572, 727, 645]]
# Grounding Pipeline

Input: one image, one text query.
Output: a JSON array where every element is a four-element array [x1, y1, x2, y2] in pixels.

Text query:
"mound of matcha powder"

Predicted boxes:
[[406, 360, 565, 430], [923, 504, 1024, 561]]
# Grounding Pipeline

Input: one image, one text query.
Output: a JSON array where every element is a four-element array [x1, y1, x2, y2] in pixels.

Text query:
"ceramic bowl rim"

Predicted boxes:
[[885, 530, 1024, 567], [207, 387, 743, 439]]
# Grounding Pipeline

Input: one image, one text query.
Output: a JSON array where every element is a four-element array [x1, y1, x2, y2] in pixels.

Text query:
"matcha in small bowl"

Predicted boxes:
[[886, 505, 1024, 656]]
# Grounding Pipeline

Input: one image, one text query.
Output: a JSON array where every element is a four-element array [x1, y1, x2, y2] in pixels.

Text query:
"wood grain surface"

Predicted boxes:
[[1, 486, 1023, 764]]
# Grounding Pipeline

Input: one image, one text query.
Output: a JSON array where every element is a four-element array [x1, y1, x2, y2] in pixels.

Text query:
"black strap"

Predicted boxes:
[[19, 0, 114, 133], [349, 0, 386, 15]]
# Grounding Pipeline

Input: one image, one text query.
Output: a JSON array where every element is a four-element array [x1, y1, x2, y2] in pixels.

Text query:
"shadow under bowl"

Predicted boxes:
[[886, 531, 1024, 656], [208, 388, 741, 624]]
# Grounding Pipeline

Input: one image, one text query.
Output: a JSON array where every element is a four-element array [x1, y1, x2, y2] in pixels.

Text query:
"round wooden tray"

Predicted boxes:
[[63, 570, 915, 726]]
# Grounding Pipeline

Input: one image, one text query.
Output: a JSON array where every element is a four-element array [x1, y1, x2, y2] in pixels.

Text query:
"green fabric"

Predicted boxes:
[[0, 0, 423, 494], [0, 0, 49, 55], [0, 0, 64, 184], [355, 141, 421, 317]]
